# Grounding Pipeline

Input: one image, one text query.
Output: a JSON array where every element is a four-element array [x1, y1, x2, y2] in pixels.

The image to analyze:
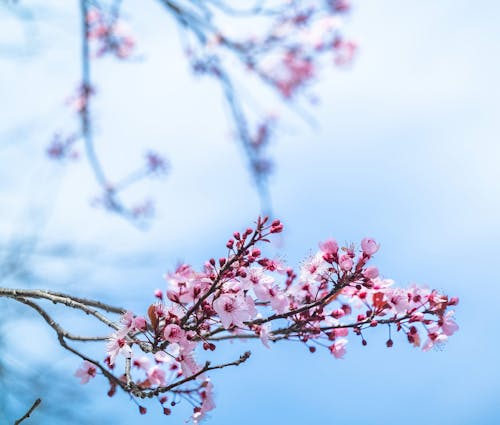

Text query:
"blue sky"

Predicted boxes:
[[1, 1, 499, 424]]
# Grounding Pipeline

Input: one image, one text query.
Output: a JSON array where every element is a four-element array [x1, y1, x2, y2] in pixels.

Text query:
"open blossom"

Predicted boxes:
[[299, 252, 329, 283], [163, 323, 185, 343], [213, 293, 252, 329], [147, 366, 167, 386], [422, 330, 448, 352], [75, 361, 97, 384], [329, 339, 348, 359], [253, 281, 288, 313], [107, 334, 132, 365], [440, 311, 459, 336], [193, 380, 216, 424], [240, 267, 274, 291], [121, 311, 147, 333], [257, 323, 272, 348]]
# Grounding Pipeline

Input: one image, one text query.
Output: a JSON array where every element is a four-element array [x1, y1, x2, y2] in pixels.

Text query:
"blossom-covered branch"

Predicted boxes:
[[0, 217, 459, 423]]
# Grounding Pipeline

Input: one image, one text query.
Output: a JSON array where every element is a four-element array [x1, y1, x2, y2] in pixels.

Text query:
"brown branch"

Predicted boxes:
[[0, 288, 125, 314], [131, 351, 251, 398], [14, 398, 41, 425], [0, 288, 122, 331], [7, 296, 126, 391]]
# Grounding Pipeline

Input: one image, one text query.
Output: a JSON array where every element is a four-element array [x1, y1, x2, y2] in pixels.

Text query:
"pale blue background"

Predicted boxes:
[[1, 1, 499, 424]]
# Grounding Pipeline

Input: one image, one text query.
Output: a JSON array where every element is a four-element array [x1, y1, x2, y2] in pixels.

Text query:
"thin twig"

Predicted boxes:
[[14, 398, 41, 425]]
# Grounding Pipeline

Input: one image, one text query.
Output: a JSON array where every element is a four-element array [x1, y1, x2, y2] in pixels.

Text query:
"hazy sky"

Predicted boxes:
[[1, 1, 499, 424]]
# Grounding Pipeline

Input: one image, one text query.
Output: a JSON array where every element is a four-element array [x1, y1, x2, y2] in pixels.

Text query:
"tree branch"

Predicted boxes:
[[13, 398, 41, 425]]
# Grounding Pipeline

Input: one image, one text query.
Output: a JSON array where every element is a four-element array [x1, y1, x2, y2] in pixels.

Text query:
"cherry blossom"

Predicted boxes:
[[106, 335, 132, 365], [86, 7, 135, 59], [213, 293, 253, 329], [69, 216, 459, 422], [75, 361, 97, 384], [329, 338, 348, 359]]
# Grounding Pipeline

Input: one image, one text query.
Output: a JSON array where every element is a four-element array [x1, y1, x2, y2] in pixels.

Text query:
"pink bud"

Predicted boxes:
[[271, 223, 283, 233], [361, 238, 379, 256], [319, 239, 338, 254], [339, 254, 353, 271], [154, 289, 163, 300], [362, 266, 379, 279], [134, 316, 147, 331], [331, 309, 345, 319]]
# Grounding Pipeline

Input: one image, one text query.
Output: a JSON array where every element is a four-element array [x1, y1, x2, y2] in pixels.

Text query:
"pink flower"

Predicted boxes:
[[319, 239, 338, 255], [361, 238, 379, 256], [441, 311, 459, 336], [163, 324, 185, 343], [339, 254, 353, 271], [253, 282, 289, 314], [257, 323, 272, 348], [299, 253, 328, 282], [213, 293, 252, 329], [75, 361, 97, 384], [121, 311, 147, 333], [270, 292, 288, 314], [193, 380, 216, 424], [422, 332, 448, 352], [329, 339, 348, 359], [180, 352, 202, 378], [133, 356, 151, 371], [363, 266, 379, 279], [334, 328, 349, 338], [106, 334, 132, 365], [240, 267, 274, 291], [147, 366, 167, 386]]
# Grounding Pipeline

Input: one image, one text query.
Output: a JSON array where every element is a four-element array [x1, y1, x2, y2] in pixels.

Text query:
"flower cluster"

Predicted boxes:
[[86, 7, 135, 59], [75, 217, 458, 422], [66, 83, 95, 115], [187, 1, 356, 99], [181, 0, 357, 186], [46, 132, 79, 161]]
